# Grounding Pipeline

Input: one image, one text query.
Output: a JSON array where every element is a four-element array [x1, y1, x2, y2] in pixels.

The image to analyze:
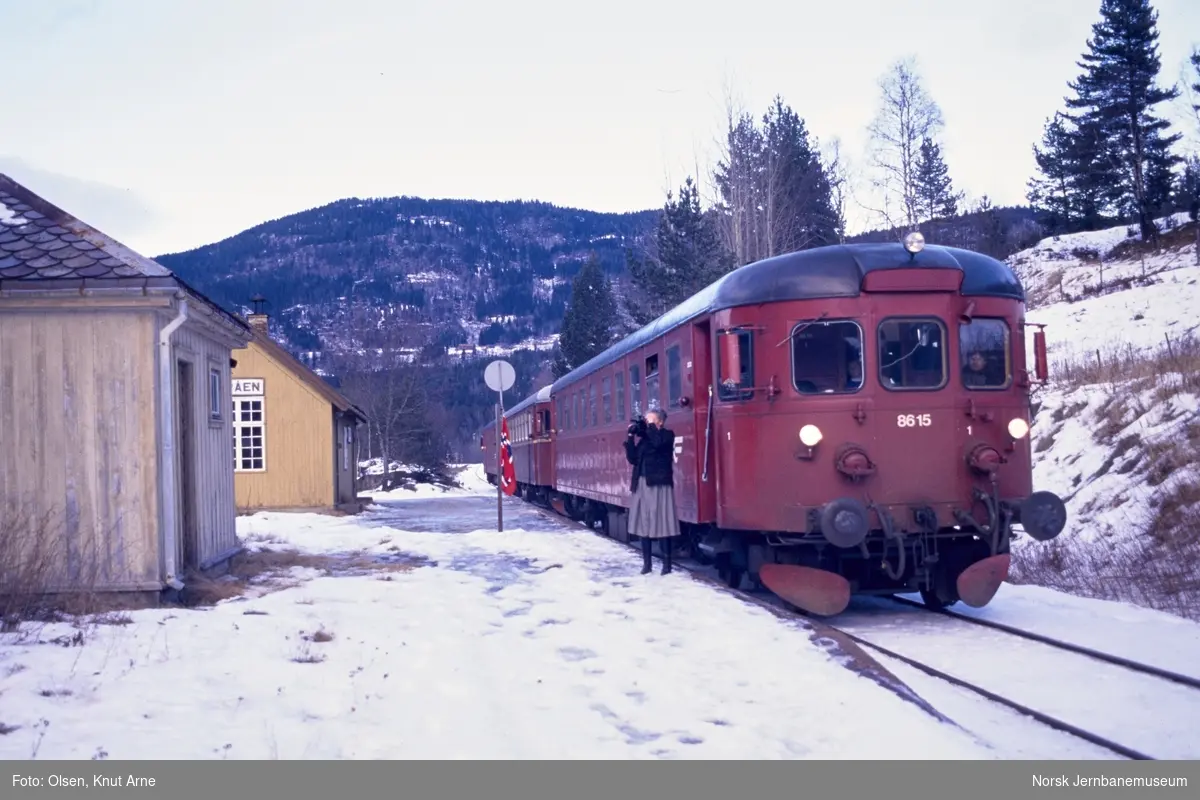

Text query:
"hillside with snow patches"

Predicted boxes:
[[1008, 213, 1200, 620]]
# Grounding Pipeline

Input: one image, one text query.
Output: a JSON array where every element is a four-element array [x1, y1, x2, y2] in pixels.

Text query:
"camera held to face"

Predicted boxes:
[[628, 415, 647, 436]]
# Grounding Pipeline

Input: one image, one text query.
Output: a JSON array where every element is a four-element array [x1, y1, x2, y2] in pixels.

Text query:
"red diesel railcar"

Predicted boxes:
[[483, 235, 1067, 616], [480, 385, 555, 502]]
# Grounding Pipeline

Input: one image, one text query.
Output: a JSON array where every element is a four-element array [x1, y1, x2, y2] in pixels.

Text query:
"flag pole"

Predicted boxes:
[[496, 386, 504, 532]]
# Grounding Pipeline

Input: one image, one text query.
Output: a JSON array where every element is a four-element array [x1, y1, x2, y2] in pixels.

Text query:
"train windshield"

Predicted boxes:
[[959, 318, 1011, 389], [790, 319, 863, 395], [878, 318, 947, 390]]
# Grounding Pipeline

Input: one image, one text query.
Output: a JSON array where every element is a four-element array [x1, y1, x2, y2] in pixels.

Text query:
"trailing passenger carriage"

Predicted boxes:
[[483, 234, 1068, 616], [480, 385, 556, 503]]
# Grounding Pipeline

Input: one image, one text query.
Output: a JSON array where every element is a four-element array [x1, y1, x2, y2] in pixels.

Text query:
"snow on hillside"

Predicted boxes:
[[1008, 214, 1200, 620]]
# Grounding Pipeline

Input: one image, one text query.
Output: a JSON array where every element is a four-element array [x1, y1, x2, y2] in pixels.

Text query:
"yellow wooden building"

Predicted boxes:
[[0, 173, 254, 601], [230, 306, 367, 513]]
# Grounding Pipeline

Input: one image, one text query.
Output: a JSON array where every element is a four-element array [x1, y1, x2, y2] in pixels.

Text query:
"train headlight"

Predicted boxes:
[[799, 424, 823, 447], [1007, 418, 1030, 439], [903, 231, 925, 253]]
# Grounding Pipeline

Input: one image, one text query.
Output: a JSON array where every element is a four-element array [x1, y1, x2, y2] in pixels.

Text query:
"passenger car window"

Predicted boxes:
[[666, 346, 682, 407], [615, 371, 626, 420], [717, 329, 755, 401], [959, 318, 1011, 389], [629, 365, 642, 416], [878, 319, 946, 390], [644, 354, 661, 411], [791, 320, 863, 395]]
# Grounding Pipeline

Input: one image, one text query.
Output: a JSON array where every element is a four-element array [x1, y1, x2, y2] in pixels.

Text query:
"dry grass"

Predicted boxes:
[[0, 500, 139, 639], [1108, 218, 1199, 262], [1019, 330, 1200, 621], [1053, 331, 1200, 395], [176, 544, 431, 608], [1011, 494, 1200, 622]]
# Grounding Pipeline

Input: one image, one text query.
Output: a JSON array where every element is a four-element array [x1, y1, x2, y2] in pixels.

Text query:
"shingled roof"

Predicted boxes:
[[0, 173, 249, 333]]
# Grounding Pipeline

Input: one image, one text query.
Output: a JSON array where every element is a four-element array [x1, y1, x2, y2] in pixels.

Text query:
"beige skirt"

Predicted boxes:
[[629, 477, 679, 539]]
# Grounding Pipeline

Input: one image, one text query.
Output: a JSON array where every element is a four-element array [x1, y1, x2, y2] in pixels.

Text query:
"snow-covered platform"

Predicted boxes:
[[2, 465, 1198, 760]]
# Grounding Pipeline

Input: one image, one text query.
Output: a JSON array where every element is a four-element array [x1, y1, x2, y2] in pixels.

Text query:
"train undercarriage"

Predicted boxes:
[[489, 474, 1066, 617]]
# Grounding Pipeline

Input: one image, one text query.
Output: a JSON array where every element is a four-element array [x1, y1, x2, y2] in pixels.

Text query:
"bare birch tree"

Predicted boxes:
[[823, 136, 852, 244], [865, 56, 945, 230]]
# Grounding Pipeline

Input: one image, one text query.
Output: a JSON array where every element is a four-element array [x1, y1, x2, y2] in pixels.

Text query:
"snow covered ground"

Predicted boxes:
[[3, 464, 1200, 760], [0, 469, 985, 760], [1004, 215, 1200, 619]]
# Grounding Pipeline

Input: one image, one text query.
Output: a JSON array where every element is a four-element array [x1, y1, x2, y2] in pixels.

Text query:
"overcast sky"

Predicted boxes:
[[2, 0, 1199, 258]]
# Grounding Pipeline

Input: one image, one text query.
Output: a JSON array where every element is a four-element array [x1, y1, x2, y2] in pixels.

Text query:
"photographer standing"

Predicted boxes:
[[623, 408, 680, 575]]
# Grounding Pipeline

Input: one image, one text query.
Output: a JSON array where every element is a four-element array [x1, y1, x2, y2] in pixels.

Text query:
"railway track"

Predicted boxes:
[[885, 595, 1200, 691], [520, 498, 1200, 761]]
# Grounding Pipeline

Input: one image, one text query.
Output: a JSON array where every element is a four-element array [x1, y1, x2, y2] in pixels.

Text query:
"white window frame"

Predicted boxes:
[[233, 393, 266, 473], [343, 424, 352, 471]]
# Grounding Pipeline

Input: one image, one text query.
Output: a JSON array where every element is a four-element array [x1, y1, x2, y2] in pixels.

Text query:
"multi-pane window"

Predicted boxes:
[[233, 395, 265, 472]]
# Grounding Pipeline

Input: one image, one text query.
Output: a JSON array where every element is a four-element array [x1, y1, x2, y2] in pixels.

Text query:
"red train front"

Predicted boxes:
[[486, 235, 1068, 616]]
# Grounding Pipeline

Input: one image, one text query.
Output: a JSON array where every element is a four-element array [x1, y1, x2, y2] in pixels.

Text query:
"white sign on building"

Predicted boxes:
[[232, 378, 265, 396]]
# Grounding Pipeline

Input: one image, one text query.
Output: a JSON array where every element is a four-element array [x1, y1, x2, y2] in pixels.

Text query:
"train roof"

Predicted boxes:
[[550, 241, 1023, 392], [480, 384, 551, 433]]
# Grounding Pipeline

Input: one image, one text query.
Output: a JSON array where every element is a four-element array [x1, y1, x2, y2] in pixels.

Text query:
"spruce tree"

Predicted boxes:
[[626, 177, 732, 325], [913, 137, 960, 222], [1064, 0, 1182, 240], [552, 255, 617, 378]]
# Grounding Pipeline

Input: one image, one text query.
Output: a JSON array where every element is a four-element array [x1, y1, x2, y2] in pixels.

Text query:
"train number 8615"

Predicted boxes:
[[896, 413, 932, 428]]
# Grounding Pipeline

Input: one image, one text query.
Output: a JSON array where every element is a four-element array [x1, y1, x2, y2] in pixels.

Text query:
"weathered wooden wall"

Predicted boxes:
[[169, 317, 241, 571], [231, 342, 334, 510], [333, 415, 358, 506], [0, 308, 161, 591]]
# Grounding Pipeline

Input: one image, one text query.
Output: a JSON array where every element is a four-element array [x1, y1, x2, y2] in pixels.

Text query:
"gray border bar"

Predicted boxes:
[[5, 760, 1198, 800]]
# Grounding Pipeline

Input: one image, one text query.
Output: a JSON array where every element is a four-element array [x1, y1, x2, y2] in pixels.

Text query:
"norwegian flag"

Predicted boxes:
[[499, 416, 517, 496]]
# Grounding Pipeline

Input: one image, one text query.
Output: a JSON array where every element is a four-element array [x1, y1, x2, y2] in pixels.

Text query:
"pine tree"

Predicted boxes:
[[1191, 47, 1200, 114], [1181, 155, 1200, 221], [1064, 0, 1182, 241], [913, 137, 960, 222], [552, 255, 618, 379], [1180, 154, 1200, 265], [626, 177, 732, 325], [1027, 114, 1077, 232], [713, 97, 840, 265], [761, 97, 840, 252]]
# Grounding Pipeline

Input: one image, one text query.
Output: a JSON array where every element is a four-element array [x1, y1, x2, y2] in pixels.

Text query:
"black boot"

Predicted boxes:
[[661, 537, 673, 575], [641, 537, 653, 574]]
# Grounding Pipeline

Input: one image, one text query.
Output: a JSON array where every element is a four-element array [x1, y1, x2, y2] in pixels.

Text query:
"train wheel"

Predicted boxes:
[[726, 567, 744, 590], [919, 584, 958, 610]]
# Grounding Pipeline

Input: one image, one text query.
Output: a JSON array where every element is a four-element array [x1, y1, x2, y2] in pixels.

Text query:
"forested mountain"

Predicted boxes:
[[156, 197, 659, 359]]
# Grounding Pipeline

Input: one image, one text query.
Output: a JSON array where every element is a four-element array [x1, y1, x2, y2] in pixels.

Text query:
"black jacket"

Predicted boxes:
[[624, 425, 675, 492]]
